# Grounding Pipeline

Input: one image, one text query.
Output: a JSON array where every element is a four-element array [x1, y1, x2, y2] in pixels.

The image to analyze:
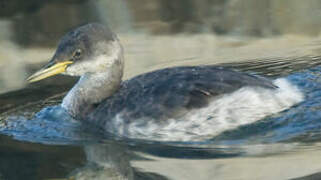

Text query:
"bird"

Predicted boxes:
[[27, 23, 303, 142]]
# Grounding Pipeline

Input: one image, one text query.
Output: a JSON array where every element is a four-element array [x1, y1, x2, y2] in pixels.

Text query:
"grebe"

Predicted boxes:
[[27, 23, 303, 141]]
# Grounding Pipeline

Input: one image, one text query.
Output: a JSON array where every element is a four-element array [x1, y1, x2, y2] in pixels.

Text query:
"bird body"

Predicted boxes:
[[88, 66, 302, 141], [27, 23, 304, 142]]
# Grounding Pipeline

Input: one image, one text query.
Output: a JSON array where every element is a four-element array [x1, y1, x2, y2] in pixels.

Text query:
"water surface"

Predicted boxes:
[[1, 58, 321, 180]]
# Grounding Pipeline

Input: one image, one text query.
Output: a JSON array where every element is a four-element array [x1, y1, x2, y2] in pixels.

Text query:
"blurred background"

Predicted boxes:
[[1, 0, 321, 93], [2, 1, 321, 180]]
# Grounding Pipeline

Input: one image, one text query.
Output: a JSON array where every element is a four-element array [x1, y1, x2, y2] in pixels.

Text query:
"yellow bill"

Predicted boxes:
[[27, 61, 73, 83]]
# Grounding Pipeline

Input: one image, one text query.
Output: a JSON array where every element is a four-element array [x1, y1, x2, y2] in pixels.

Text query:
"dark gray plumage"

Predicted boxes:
[[88, 66, 276, 131], [28, 23, 303, 141], [55, 23, 116, 63]]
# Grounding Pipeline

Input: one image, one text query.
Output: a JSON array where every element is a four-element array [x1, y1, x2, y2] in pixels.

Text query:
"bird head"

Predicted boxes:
[[27, 23, 123, 83]]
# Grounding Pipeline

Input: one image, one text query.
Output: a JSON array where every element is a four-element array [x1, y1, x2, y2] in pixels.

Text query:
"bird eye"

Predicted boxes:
[[73, 49, 82, 59]]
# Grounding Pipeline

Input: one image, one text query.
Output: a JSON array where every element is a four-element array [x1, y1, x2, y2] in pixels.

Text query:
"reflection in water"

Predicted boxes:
[[81, 143, 134, 179], [71, 142, 169, 180]]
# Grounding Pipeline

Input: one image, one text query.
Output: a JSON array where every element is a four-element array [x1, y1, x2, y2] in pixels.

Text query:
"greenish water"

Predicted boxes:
[[2, 58, 321, 180], [1, 0, 321, 179]]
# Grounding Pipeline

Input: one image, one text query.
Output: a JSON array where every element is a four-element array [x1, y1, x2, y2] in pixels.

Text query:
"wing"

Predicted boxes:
[[88, 66, 276, 127]]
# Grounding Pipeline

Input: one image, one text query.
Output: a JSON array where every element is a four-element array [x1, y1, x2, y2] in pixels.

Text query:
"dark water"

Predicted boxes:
[[1, 59, 321, 180], [1, 0, 321, 179]]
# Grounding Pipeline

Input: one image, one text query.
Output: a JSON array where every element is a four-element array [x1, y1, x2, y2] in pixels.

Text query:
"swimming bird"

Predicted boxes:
[[27, 23, 303, 141]]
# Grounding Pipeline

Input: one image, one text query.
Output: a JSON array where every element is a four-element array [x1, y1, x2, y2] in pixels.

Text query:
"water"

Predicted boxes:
[[1, 60, 321, 180], [1, 1, 321, 179]]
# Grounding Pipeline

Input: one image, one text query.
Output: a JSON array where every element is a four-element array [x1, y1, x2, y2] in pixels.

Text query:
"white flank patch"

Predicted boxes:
[[112, 78, 304, 142]]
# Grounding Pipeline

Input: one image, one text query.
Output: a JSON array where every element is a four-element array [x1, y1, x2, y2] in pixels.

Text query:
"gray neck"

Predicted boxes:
[[62, 58, 123, 117]]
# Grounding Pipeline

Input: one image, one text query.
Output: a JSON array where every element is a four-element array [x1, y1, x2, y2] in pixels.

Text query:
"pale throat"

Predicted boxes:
[[60, 39, 124, 117], [61, 58, 124, 117]]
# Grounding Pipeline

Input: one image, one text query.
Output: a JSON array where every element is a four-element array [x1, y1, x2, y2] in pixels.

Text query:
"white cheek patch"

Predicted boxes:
[[65, 40, 122, 76]]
